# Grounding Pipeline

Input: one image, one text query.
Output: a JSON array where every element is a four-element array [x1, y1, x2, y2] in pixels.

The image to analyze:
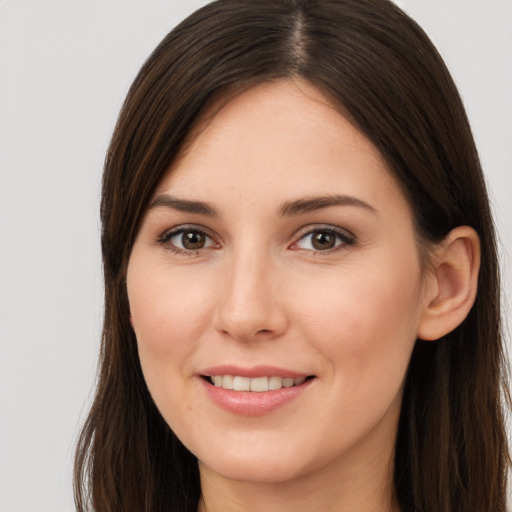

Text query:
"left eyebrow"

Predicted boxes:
[[279, 194, 378, 217]]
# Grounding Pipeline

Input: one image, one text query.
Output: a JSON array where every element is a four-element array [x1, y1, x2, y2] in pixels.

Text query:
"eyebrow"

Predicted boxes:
[[149, 194, 220, 217], [148, 193, 378, 218], [279, 195, 378, 217]]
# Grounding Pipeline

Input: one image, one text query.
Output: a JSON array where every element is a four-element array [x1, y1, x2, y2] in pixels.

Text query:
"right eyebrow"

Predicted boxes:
[[148, 194, 220, 217]]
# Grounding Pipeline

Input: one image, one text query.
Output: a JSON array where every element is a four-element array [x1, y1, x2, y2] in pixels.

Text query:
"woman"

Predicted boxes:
[[74, 0, 510, 510]]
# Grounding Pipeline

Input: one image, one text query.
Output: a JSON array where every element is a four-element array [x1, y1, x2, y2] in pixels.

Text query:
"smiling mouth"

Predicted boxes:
[[202, 375, 315, 392]]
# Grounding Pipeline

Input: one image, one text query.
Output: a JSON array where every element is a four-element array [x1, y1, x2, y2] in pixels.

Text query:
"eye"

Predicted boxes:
[[158, 226, 215, 254], [292, 227, 354, 252]]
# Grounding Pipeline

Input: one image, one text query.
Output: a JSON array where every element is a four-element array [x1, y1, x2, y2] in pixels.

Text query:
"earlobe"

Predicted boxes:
[[417, 226, 481, 341]]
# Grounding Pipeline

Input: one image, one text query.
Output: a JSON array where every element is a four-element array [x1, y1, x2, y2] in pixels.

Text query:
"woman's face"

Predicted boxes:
[[127, 80, 433, 485]]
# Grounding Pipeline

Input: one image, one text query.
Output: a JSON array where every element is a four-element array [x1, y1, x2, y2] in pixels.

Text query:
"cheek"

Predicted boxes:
[[126, 260, 219, 435], [127, 261, 215, 377], [294, 254, 423, 386]]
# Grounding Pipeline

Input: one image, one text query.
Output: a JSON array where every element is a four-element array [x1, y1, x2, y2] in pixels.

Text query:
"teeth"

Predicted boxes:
[[282, 377, 294, 388], [222, 375, 234, 390], [233, 376, 250, 391], [209, 375, 309, 392], [250, 376, 268, 392], [268, 376, 283, 390]]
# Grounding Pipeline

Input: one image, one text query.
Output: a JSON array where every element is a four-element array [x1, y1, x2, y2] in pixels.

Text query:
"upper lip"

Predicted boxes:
[[199, 364, 312, 379]]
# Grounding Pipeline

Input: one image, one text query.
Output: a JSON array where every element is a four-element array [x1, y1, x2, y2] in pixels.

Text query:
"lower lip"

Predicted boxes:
[[201, 378, 314, 416]]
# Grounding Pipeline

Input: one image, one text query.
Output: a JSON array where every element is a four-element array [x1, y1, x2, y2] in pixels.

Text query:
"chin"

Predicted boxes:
[[193, 435, 321, 485], [200, 455, 310, 484]]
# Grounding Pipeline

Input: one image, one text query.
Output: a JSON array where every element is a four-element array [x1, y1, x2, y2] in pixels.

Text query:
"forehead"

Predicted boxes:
[[155, 79, 403, 212]]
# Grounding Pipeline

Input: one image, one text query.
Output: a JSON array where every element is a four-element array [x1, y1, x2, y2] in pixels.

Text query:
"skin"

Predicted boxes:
[[127, 80, 442, 512]]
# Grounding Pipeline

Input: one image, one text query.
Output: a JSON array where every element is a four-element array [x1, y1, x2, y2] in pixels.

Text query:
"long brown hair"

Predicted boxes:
[[74, 0, 509, 510]]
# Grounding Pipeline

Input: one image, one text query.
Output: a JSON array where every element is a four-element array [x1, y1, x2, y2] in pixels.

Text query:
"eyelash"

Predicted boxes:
[[156, 224, 356, 256], [156, 225, 215, 257], [291, 225, 356, 253]]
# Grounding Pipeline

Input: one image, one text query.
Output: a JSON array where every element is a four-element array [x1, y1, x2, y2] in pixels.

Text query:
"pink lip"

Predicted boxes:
[[198, 365, 315, 416], [199, 364, 310, 379]]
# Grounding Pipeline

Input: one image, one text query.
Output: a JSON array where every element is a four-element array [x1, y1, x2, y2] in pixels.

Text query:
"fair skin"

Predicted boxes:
[[127, 80, 480, 512]]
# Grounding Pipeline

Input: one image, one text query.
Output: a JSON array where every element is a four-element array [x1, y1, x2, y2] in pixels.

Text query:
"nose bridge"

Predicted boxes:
[[213, 240, 286, 340]]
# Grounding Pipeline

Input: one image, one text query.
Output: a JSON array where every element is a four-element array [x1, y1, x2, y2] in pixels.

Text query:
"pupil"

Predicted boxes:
[[182, 231, 205, 250], [312, 232, 335, 250]]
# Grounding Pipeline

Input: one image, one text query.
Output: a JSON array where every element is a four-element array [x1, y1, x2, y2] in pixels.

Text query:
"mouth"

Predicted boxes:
[[201, 374, 316, 392], [199, 369, 316, 415]]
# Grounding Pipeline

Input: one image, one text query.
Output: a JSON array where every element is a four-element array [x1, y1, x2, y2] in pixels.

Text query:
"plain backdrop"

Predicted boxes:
[[0, 1, 511, 510]]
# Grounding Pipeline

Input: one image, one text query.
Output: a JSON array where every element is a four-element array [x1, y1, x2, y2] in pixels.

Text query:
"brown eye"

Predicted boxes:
[[293, 227, 354, 252], [181, 231, 206, 250], [160, 227, 215, 253], [311, 232, 336, 250]]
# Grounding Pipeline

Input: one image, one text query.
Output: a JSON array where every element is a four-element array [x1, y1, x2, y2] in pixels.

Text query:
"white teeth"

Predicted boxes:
[[209, 375, 309, 391], [282, 377, 294, 388], [222, 375, 234, 389], [268, 376, 283, 390], [250, 376, 268, 392], [233, 376, 250, 391]]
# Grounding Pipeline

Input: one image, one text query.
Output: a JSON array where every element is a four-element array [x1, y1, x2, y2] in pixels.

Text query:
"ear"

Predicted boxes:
[[417, 226, 481, 341]]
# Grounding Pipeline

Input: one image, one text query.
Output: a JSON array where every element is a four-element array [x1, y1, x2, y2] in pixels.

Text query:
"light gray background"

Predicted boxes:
[[0, 1, 511, 510]]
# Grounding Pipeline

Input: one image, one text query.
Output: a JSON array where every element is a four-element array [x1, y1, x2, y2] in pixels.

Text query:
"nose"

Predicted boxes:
[[212, 248, 288, 342]]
